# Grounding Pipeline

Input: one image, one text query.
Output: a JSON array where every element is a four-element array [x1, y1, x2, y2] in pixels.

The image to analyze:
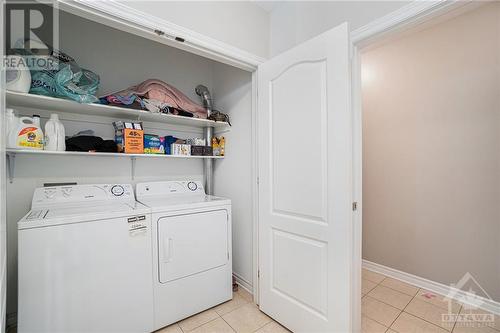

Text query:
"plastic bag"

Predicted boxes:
[[14, 39, 100, 103]]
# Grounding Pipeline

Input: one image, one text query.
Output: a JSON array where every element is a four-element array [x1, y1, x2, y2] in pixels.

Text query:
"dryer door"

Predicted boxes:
[[158, 209, 229, 283]]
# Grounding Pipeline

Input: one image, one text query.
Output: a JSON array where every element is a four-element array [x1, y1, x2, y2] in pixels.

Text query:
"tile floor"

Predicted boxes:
[[6, 270, 499, 333], [161, 269, 500, 333], [361, 268, 500, 333], [155, 287, 290, 333]]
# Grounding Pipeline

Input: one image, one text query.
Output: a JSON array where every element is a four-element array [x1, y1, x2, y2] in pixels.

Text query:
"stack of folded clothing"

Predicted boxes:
[[99, 79, 207, 119]]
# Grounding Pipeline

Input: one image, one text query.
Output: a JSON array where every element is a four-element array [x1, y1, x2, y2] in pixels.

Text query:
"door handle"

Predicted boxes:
[[162, 237, 173, 263]]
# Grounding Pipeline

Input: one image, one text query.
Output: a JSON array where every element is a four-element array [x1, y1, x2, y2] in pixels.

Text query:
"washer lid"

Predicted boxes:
[[138, 194, 230, 212], [18, 202, 150, 230]]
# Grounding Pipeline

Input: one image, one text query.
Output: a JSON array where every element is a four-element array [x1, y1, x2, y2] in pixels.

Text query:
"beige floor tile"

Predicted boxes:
[[387, 330, 398, 333], [415, 289, 461, 313], [237, 287, 253, 303], [222, 303, 271, 333], [363, 269, 387, 284], [155, 323, 183, 333], [363, 279, 379, 296], [405, 298, 457, 331], [362, 315, 389, 333], [453, 324, 499, 333], [189, 318, 235, 333], [458, 306, 500, 331], [254, 321, 291, 333], [214, 292, 250, 316], [362, 295, 402, 327], [368, 285, 413, 310], [381, 278, 419, 297], [178, 309, 220, 332], [391, 312, 448, 333]]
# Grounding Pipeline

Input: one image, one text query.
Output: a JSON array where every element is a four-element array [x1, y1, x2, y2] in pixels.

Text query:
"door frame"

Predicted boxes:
[[1, 0, 7, 331]]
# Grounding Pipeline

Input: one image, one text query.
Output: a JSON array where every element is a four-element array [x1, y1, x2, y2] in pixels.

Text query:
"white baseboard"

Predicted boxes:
[[232, 272, 253, 295], [363, 260, 500, 316]]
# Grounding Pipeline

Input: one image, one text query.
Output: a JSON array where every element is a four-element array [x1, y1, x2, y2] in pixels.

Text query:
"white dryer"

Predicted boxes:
[[17, 184, 154, 333], [136, 180, 232, 330]]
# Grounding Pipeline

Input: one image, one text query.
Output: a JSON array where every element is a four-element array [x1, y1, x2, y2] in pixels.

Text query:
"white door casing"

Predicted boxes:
[[257, 23, 353, 332]]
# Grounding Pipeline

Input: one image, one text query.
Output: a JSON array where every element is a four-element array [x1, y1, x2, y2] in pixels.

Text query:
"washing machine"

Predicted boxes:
[[136, 180, 232, 330], [17, 184, 154, 333]]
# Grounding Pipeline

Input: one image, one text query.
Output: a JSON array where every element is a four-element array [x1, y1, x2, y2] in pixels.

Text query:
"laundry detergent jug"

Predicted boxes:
[[10, 115, 44, 150], [44, 114, 66, 151]]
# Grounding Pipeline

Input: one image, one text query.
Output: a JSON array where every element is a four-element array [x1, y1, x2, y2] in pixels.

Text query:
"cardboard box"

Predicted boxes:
[[171, 143, 191, 156], [123, 128, 144, 154], [191, 145, 213, 156], [144, 134, 165, 154], [113, 121, 144, 154]]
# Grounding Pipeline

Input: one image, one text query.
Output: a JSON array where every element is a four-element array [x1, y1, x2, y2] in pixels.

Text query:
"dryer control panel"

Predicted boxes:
[[32, 184, 135, 209], [136, 181, 205, 198]]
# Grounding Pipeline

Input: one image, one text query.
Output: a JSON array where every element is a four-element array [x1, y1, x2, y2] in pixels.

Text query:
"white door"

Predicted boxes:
[[258, 23, 353, 332]]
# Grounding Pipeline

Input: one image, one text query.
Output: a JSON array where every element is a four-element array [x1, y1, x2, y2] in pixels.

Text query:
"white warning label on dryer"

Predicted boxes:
[[128, 215, 147, 236]]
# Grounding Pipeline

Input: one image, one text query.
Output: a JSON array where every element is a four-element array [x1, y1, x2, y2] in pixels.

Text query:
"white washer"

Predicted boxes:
[[18, 184, 154, 333], [136, 180, 232, 330]]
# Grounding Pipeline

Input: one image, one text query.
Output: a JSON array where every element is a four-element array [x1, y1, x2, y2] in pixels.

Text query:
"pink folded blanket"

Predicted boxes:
[[102, 79, 207, 118]]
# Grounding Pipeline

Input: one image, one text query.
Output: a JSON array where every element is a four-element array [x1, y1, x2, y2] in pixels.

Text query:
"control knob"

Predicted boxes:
[[187, 182, 198, 191], [111, 185, 125, 196]]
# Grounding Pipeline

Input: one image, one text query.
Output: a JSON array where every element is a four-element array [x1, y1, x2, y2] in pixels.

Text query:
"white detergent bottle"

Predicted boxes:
[[44, 114, 66, 151], [5, 109, 19, 148], [10, 115, 44, 150]]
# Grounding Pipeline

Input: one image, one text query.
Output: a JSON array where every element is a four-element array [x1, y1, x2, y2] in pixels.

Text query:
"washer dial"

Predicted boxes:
[[111, 185, 125, 196], [187, 182, 198, 191]]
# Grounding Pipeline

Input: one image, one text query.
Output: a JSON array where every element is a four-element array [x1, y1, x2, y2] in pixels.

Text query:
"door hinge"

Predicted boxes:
[[256, 177, 259, 185], [352, 202, 358, 211], [154, 29, 165, 36], [258, 270, 260, 278]]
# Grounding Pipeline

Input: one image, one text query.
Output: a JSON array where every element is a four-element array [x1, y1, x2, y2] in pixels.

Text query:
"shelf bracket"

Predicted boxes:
[[7, 152, 15, 184], [131, 156, 137, 181], [203, 127, 214, 195]]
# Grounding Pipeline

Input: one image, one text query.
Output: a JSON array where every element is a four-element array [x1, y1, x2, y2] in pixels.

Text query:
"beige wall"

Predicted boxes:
[[362, 3, 500, 301]]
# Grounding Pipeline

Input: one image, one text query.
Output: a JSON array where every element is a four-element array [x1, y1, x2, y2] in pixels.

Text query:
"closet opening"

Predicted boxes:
[[5, 3, 256, 329], [359, 1, 500, 331]]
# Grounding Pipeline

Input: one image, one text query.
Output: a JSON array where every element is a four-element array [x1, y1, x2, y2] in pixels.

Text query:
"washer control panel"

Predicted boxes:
[[136, 180, 205, 198], [32, 184, 134, 208]]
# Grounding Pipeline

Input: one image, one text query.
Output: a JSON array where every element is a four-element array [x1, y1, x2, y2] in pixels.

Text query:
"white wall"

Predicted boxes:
[[121, 1, 270, 59], [212, 63, 254, 291], [270, 1, 410, 56], [362, 2, 500, 301]]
